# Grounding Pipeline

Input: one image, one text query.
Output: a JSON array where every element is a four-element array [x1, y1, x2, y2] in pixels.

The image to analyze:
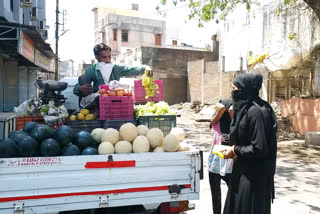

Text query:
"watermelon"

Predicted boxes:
[[16, 135, 38, 157], [0, 138, 18, 158], [81, 147, 98, 155], [53, 125, 74, 147], [41, 138, 61, 157], [23, 121, 39, 134], [9, 131, 30, 145], [31, 125, 54, 143], [61, 144, 80, 156], [74, 131, 95, 151]]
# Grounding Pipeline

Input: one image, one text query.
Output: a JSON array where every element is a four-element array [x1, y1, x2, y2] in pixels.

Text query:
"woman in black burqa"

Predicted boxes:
[[222, 73, 277, 214]]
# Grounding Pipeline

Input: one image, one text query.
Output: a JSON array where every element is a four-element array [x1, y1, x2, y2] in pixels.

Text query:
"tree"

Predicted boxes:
[[157, 0, 320, 27]]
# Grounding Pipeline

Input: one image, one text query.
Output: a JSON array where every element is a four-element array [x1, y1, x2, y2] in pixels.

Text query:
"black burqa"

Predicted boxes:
[[223, 73, 277, 214]]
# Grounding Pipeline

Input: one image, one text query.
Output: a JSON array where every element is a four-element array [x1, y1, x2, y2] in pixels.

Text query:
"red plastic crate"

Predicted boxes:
[[99, 96, 134, 120], [134, 80, 163, 103], [16, 116, 45, 130], [16, 116, 64, 130]]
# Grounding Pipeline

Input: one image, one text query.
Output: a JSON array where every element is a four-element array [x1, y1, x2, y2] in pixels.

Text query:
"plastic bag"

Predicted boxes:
[[80, 93, 99, 108]]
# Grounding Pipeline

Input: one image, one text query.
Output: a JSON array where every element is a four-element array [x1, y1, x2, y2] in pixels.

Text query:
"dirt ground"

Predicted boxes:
[[176, 115, 320, 214]]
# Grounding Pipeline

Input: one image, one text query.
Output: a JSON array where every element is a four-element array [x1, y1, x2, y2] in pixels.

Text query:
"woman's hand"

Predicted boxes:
[[223, 145, 237, 159]]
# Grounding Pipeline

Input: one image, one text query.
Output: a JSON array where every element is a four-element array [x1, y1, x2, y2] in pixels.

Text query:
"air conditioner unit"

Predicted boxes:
[[30, 7, 38, 21], [20, 0, 32, 8]]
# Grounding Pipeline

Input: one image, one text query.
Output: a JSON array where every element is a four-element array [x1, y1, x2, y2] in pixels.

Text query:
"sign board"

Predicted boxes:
[[18, 31, 35, 63], [35, 49, 54, 72]]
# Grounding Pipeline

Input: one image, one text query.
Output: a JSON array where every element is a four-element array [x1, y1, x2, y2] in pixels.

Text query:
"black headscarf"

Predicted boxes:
[[229, 73, 264, 145]]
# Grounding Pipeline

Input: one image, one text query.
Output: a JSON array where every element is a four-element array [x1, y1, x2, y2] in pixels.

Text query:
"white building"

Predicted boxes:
[[0, 0, 54, 112], [92, 6, 166, 61], [219, 0, 320, 101]]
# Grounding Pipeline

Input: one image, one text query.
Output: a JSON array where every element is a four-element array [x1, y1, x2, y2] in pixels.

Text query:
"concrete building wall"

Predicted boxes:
[[139, 47, 217, 105], [220, 0, 320, 100], [188, 60, 234, 102], [4, 61, 18, 112]]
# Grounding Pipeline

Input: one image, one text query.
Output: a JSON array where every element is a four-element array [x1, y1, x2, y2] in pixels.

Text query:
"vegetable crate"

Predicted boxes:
[[137, 115, 176, 136], [134, 80, 163, 103], [0, 113, 16, 140], [99, 96, 134, 120], [103, 119, 137, 130], [67, 120, 103, 133], [16, 116, 45, 130]]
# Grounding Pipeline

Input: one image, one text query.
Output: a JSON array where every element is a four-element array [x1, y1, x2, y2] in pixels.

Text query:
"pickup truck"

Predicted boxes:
[[0, 149, 202, 214]]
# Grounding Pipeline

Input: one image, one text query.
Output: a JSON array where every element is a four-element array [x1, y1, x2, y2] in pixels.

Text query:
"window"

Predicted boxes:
[[121, 30, 128, 42], [155, 34, 162, 46], [102, 32, 106, 44], [10, 0, 14, 12], [172, 40, 177, 46], [132, 4, 139, 11], [113, 29, 117, 41]]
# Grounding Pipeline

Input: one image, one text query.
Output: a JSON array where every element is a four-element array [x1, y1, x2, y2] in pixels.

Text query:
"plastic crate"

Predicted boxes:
[[137, 115, 176, 136], [99, 85, 110, 90], [16, 116, 45, 130], [67, 120, 102, 133], [103, 119, 137, 130], [134, 80, 163, 103], [99, 96, 134, 120]]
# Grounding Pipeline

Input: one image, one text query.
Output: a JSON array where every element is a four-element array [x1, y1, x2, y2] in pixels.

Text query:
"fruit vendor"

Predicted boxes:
[[73, 43, 153, 98]]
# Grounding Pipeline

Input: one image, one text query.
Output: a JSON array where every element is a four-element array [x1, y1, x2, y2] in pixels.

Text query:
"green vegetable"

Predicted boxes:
[[134, 101, 176, 118]]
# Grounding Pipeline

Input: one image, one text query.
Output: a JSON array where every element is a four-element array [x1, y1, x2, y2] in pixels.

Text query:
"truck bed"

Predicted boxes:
[[0, 150, 201, 214]]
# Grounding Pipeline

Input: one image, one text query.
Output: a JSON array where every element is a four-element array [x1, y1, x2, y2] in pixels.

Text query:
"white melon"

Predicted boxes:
[[133, 136, 150, 153], [101, 128, 119, 145], [146, 128, 164, 148], [119, 123, 138, 142], [115, 140, 132, 153], [163, 134, 180, 152], [98, 142, 114, 154]]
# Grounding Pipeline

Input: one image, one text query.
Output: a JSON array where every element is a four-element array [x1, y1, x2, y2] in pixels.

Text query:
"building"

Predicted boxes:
[[118, 46, 217, 104], [59, 59, 74, 79], [92, 7, 166, 57], [0, 0, 55, 112], [219, 0, 320, 102]]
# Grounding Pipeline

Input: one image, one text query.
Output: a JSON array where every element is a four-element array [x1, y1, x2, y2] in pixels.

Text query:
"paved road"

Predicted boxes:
[[185, 150, 320, 214]]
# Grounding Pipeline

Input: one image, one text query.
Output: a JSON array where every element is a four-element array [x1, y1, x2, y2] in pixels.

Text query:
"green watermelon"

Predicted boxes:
[[61, 144, 80, 156], [9, 131, 30, 144], [41, 138, 61, 156], [81, 147, 98, 155], [31, 125, 54, 143], [23, 121, 39, 134], [16, 135, 38, 157], [74, 131, 95, 151], [0, 138, 18, 158], [53, 125, 74, 147]]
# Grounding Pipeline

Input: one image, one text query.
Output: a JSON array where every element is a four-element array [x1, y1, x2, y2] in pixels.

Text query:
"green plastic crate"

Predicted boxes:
[[68, 120, 102, 133], [137, 115, 176, 136]]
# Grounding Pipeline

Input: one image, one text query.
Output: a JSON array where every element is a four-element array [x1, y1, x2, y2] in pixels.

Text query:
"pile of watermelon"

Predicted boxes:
[[0, 122, 98, 158]]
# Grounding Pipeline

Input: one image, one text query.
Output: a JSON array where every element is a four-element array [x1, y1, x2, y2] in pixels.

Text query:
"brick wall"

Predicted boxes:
[[188, 60, 234, 102]]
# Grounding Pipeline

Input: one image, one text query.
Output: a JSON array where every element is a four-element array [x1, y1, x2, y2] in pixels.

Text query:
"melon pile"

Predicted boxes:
[[0, 122, 100, 158], [95, 123, 189, 155]]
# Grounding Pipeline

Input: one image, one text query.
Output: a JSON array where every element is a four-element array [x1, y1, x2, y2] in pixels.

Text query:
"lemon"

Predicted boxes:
[[70, 115, 77, 121], [85, 114, 95, 120], [80, 109, 90, 116], [77, 113, 85, 120]]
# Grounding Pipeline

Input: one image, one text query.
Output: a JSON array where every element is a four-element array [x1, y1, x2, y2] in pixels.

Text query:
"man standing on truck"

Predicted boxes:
[[73, 43, 153, 98]]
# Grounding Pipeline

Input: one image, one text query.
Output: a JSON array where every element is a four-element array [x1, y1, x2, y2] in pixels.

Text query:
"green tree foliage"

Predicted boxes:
[[157, 0, 319, 27]]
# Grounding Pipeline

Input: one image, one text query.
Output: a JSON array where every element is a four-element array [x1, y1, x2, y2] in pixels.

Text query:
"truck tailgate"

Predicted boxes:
[[0, 151, 201, 214]]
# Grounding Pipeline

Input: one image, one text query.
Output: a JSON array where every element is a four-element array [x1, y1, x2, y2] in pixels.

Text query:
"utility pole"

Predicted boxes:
[[54, 0, 59, 81]]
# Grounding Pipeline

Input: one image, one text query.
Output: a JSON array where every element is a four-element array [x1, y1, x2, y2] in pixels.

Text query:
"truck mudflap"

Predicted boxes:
[[0, 151, 201, 214]]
